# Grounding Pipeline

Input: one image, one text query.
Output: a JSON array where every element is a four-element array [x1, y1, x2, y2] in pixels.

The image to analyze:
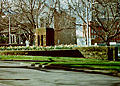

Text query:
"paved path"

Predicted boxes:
[[0, 61, 119, 86]]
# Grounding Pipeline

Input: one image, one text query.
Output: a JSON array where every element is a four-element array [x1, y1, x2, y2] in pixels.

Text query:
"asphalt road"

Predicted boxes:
[[0, 61, 119, 86]]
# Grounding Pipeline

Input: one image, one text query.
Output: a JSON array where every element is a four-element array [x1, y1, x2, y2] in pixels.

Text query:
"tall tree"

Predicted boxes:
[[10, 0, 47, 44], [67, 0, 120, 45], [0, 0, 56, 44], [0, 0, 69, 44]]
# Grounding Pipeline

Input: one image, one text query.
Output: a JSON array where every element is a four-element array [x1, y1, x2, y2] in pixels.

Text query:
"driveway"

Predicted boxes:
[[0, 61, 119, 86]]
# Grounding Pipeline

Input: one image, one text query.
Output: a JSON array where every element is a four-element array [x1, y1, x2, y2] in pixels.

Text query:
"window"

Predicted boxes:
[[94, 35, 96, 38], [91, 35, 93, 38], [91, 29, 94, 33]]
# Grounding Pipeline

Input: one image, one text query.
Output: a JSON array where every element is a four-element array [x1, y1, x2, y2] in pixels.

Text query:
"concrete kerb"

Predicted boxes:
[[0, 61, 120, 78], [26, 63, 120, 78]]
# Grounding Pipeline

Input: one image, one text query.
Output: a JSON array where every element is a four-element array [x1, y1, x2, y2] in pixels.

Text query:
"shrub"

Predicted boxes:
[[0, 36, 8, 43]]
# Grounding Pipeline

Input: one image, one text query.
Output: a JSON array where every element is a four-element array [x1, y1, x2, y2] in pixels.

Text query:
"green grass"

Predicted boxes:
[[69, 65, 120, 71], [0, 55, 102, 62], [1, 55, 120, 71], [0, 55, 50, 60]]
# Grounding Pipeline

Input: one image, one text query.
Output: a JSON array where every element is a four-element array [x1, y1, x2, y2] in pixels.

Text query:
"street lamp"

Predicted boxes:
[[8, 16, 11, 44], [2, 14, 11, 44], [86, 1, 91, 46]]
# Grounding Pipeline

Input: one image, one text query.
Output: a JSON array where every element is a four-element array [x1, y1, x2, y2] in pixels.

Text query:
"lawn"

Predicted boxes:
[[1, 55, 120, 71]]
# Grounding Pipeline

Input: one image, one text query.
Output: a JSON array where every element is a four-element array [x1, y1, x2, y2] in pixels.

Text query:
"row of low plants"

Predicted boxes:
[[1, 55, 120, 71], [0, 45, 78, 51]]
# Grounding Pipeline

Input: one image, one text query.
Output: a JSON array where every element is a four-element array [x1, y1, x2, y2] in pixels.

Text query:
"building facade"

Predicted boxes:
[[35, 27, 54, 46], [34, 10, 76, 46], [54, 10, 76, 45], [82, 0, 120, 45]]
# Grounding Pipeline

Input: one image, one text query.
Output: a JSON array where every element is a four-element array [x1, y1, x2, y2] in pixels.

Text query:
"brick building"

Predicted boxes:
[[90, 0, 120, 45], [82, 0, 120, 45], [54, 10, 76, 45], [35, 10, 76, 46], [35, 27, 54, 46], [91, 25, 120, 45]]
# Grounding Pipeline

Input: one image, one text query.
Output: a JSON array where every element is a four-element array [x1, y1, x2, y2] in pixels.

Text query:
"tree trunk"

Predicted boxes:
[[29, 34, 35, 46], [106, 41, 110, 46]]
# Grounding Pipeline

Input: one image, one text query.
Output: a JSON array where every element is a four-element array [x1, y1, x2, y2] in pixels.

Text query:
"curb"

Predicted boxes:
[[39, 65, 120, 77]]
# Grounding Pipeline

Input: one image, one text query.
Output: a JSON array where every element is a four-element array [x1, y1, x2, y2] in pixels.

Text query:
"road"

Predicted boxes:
[[0, 61, 119, 86]]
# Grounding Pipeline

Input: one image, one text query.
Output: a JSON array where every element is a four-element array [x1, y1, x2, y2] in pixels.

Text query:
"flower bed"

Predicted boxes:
[[0, 45, 77, 51]]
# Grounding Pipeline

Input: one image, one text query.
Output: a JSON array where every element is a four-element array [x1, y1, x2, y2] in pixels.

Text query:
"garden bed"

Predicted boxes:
[[0, 50, 84, 57]]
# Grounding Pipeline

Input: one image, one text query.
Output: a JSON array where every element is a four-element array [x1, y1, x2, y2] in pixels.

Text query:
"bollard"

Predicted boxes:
[[108, 47, 113, 61], [115, 47, 118, 61]]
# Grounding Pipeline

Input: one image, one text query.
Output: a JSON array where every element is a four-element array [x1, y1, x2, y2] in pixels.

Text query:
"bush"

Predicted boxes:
[[74, 46, 108, 60], [0, 36, 8, 43]]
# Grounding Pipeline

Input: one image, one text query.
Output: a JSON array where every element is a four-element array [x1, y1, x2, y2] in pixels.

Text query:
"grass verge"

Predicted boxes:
[[0, 55, 120, 71]]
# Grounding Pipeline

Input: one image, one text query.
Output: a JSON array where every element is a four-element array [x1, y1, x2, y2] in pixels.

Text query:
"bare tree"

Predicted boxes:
[[0, 0, 69, 44], [9, 0, 47, 44], [0, 0, 55, 44], [67, 0, 120, 45], [9, 0, 63, 44], [0, 0, 10, 32]]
